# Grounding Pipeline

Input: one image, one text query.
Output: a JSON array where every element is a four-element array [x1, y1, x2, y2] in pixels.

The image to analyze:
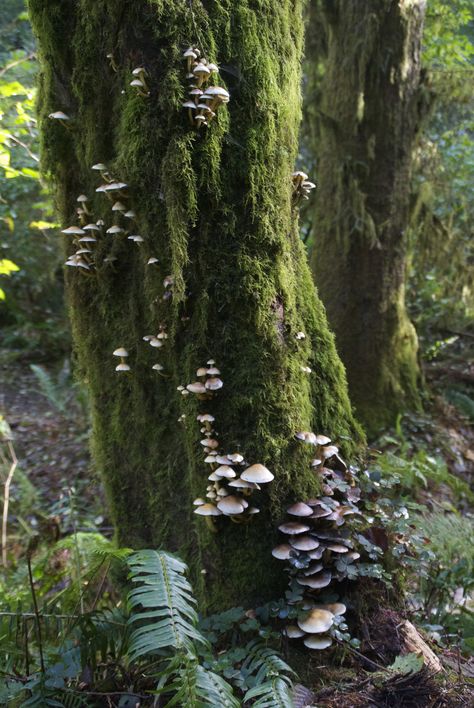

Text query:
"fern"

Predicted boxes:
[[241, 639, 295, 686], [244, 678, 295, 707], [157, 654, 240, 707], [127, 550, 208, 660]]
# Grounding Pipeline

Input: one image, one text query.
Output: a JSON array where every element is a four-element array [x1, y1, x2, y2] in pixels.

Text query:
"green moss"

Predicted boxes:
[[29, 0, 363, 608]]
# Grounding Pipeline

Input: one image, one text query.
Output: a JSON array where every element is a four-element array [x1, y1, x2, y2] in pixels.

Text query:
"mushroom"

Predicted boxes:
[[205, 377, 223, 391], [152, 364, 164, 372], [278, 521, 310, 535], [289, 535, 319, 551], [48, 111, 70, 125], [147, 257, 159, 265], [115, 363, 131, 372], [271, 544, 293, 560], [187, 382, 206, 394], [296, 571, 332, 589], [241, 464, 274, 484], [297, 608, 334, 634], [284, 625, 306, 639], [214, 465, 236, 479], [287, 502, 313, 517], [62, 226, 85, 236], [303, 635, 332, 650], [106, 225, 124, 235], [217, 496, 246, 516]]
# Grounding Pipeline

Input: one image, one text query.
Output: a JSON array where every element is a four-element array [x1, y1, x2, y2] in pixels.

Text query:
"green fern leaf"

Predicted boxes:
[[244, 678, 295, 707], [160, 655, 240, 707], [127, 550, 208, 660]]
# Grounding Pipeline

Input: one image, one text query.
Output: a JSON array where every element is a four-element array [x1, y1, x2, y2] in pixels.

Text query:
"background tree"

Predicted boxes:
[[306, 0, 429, 435], [29, 0, 363, 609]]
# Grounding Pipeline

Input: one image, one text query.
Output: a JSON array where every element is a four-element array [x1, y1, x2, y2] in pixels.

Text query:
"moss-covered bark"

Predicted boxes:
[[29, 0, 363, 608], [307, 0, 428, 435]]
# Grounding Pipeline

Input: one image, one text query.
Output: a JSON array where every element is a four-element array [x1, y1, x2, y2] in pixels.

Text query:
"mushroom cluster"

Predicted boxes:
[[272, 433, 363, 650], [130, 67, 149, 97], [182, 47, 230, 128], [178, 360, 223, 400], [292, 171, 316, 203]]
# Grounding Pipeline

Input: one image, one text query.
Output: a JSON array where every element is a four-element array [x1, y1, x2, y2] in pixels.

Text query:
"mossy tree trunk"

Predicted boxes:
[[29, 0, 363, 609], [308, 0, 429, 435]]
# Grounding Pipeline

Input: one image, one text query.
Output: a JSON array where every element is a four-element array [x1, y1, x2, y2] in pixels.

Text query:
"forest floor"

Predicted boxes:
[[0, 347, 473, 706]]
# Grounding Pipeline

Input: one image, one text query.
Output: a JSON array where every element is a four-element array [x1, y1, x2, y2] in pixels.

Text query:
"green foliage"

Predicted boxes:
[[127, 549, 208, 659]]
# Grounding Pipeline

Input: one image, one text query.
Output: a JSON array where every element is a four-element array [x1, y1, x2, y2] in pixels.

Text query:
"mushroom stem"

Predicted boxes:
[[204, 517, 218, 533], [188, 108, 194, 126]]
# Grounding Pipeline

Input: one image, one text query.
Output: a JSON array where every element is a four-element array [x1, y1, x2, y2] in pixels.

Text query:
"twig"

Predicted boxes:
[[334, 637, 388, 672], [26, 554, 45, 674], [0, 53, 36, 77], [2, 440, 18, 566]]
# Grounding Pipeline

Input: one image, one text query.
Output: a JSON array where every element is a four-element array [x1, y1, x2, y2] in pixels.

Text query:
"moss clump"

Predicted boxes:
[[29, 0, 363, 608]]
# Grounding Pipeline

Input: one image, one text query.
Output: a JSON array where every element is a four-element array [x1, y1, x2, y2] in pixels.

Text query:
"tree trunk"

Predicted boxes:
[[29, 0, 363, 609], [308, 0, 427, 435]]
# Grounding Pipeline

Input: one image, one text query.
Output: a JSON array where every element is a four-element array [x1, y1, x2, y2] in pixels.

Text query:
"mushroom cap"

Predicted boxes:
[[205, 377, 223, 391], [132, 66, 146, 75], [215, 465, 236, 479], [62, 226, 85, 235], [49, 111, 70, 120], [128, 235, 144, 242], [78, 236, 97, 243], [303, 562, 324, 576], [193, 62, 211, 75], [241, 463, 274, 484], [206, 366, 221, 375], [76, 194, 88, 202], [196, 367, 208, 377], [106, 225, 124, 234], [297, 608, 334, 634], [105, 182, 128, 191], [112, 201, 126, 211], [183, 48, 197, 59], [197, 413, 215, 423], [113, 348, 129, 357], [290, 535, 319, 551], [115, 363, 131, 372], [193, 498, 206, 506], [152, 364, 164, 371], [284, 625, 305, 639], [194, 503, 222, 516], [149, 338, 163, 348], [287, 502, 314, 517], [201, 438, 219, 449], [292, 170, 308, 181], [130, 78, 145, 87], [124, 210, 136, 219], [190, 88, 203, 95], [187, 382, 207, 394], [91, 163, 107, 170], [278, 521, 310, 535], [321, 445, 339, 459], [315, 434, 331, 446], [183, 100, 197, 109], [147, 257, 159, 265], [228, 453, 244, 463], [228, 478, 260, 490], [324, 543, 349, 553], [83, 223, 100, 231], [297, 571, 332, 589], [320, 603, 346, 616], [303, 635, 333, 650], [217, 495, 246, 515], [271, 544, 293, 560]]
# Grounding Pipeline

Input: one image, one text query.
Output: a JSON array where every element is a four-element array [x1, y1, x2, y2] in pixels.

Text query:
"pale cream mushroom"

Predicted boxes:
[[271, 544, 293, 560], [284, 625, 305, 639], [287, 502, 313, 517], [217, 495, 246, 515], [289, 535, 319, 551], [194, 503, 221, 516], [62, 226, 85, 236], [147, 257, 159, 265], [187, 382, 207, 394], [115, 363, 131, 372], [278, 521, 310, 535], [241, 463, 274, 484], [205, 377, 223, 391], [297, 608, 334, 635], [303, 635, 332, 650], [297, 571, 332, 589], [215, 465, 236, 479]]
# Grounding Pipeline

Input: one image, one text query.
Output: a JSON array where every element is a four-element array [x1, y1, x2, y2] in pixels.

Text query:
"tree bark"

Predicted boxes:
[[29, 0, 363, 608], [308, 0, 427, 435]]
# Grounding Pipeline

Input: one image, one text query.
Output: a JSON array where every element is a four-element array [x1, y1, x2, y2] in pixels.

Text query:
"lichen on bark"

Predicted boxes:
[[29, 0, 363, 608]]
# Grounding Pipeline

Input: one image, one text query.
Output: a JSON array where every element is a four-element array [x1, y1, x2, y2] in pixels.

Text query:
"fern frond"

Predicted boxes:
[[241, 639, 295, 685], [244, 678, 295, 707], [127, 550, 208, 661], [158, 654, 240, 707]]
